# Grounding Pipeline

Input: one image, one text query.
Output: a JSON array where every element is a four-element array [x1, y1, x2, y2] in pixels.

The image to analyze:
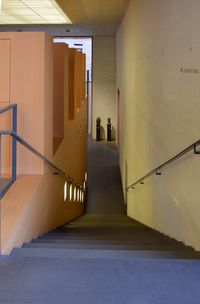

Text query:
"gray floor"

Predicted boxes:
[[1, 256, 200, 304], [0, 139, 200, 304]]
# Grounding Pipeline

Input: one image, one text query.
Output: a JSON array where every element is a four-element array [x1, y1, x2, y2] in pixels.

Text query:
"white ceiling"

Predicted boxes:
[[0, 0, 131, 35], [0, 0, 71, 24]]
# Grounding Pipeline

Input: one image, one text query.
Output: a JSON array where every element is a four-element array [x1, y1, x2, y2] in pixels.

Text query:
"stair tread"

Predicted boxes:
[[33, 237, 184, 245], [12, 247, 200, 260], [24, 242, 192, 251], [42, 232, 174, 239], [11, 213, 197, 261]]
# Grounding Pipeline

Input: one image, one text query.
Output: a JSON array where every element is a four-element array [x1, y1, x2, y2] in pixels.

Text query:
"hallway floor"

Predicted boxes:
[[86, 139, 126, 214], [0, 140, 200, 304]]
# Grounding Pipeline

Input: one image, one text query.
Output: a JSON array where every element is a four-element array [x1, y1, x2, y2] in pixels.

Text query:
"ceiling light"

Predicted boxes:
[[0, 0, 71, 24]]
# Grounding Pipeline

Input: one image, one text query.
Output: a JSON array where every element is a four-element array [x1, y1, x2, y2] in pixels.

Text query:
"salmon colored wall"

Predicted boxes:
[[53, 44, 87, 185], [0, 173, 85, 255], [68, 48, 75, 120], [0, 39, 11, 175], [0, 39, 10, 103], [44, 33, 54, 161], [0, 33, 87, 255], [81, 53, 86, 104], [74, 50, 83, 111], [53, 43, 67, 141], [0, 32, 50, 175]]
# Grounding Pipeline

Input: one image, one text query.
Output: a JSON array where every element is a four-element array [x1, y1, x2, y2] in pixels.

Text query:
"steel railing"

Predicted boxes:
[[0, 104, 85, 198]]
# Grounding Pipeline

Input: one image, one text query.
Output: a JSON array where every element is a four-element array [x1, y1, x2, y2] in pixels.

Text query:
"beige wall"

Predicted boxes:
[[117, 0, 200, 250], [92, 36, 116, 140]]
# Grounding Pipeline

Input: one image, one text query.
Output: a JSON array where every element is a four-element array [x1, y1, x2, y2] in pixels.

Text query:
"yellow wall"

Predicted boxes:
[[117, 0, 200, 250], [92, 36, 116, 140]]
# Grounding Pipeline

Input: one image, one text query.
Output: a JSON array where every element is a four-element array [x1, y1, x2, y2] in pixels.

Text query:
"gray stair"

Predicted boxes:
[[1, 140, 200, 304], [23, 242, 193, 251], [11, 215, 199, 260], [12, 247, 200, 260]]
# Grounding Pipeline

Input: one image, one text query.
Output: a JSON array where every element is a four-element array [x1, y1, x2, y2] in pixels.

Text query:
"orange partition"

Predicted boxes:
[[0, 39, 10, 103], [53, 43, 69, 153], [68, 48, 75, 119], [74, 50, 83, 112], [0, 32, 88, 255]]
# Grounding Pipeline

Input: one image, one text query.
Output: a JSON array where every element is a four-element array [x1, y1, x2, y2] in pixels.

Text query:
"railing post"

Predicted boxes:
[[12, 105, 17, 181], [194, 142, 200, 154]]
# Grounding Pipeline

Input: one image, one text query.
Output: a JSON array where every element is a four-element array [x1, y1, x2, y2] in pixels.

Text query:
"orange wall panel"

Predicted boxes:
[[81, 53, 86, 103], [0, 32, 88, 255], [68, 48, 75, 119], [74, 50, 82, 111], [53, 43, 67, 140], [0, 39, 10, 103], [0, 32, 53, 175]]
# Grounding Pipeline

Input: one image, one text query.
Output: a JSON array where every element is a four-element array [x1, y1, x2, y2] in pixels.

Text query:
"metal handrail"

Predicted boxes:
[[0, 104, 17, 115], [0, 103, 84, 198], [126, 139, 200, 191], [0, 130, 84, 191]]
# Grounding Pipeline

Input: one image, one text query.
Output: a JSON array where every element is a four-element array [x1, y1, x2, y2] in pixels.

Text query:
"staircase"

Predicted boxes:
[[13, 214, 200, 260], [0, 214, 197, 303], [1, 140, 200, 303]]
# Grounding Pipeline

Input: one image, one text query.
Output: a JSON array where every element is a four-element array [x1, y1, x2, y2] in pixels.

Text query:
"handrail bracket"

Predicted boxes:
[[194, 142, 200, 154]]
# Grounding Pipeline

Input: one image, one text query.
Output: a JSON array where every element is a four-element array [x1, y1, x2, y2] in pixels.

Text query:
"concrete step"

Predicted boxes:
[[39, 233, 183, 243], [54, 228, 157, 235], [44, 231, 170, 239], [36, 236, 183, 245], [23, 242, 193, 251], [32, 239, 188, 251], [42, 236, 179, 245], [37, 234, 181, 245], [66, 220, 142, 226], [12, 247, 200, 260], [65, 223, 140, 228], [50, 233, 173, 242], [52, 226, 155, 234], [59, 222, 151, 228], [71, 215, 135, 221]]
